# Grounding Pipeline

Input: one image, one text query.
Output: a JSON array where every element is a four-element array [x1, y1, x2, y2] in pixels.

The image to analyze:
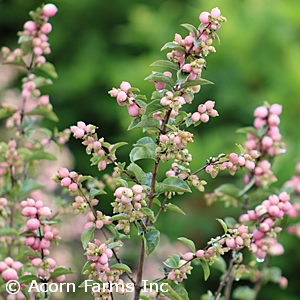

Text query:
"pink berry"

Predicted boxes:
[[211, 7, 221, 19], [58, 167, 69, 178], [200, 113, 209, 123], [40, 23, 52, 34], [43, 4, 58, 18], [74, 128, 85, 139], [99, 253, 108, 265], [2, 268, 18, 282], [204, 100, 215, 110], [254, 106, 268, 118], [120, 81, 131, 93], [199, 12, 210, 24], [69, 183, 78, 192], [45, 258, 56, 269], [4, 257, 14, 267], [61, 177, 71, 187], [191, 112, 201, 122], [127, 103, 139, 117], [11, 261, 23, 270], [182, 252, 194, 261], [0, 262, 8, 272], [27, 218, 41, 231], [38, 206, 52, 217], [31, 258, 42, 267], [269, 104, 282, 116], [196, 250, 205, 258], [24, 21, 37, 32]]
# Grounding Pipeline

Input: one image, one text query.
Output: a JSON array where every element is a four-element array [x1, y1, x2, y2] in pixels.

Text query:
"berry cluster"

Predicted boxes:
[[167, 260, 193, 283], [112, 185, 147, 233], [21, 198, 60, 253], [239, 192, 291, 260], [205, 151, 258, 178], [2, 4, 57, 66], [0, 257, 23, 282], [167, 7, 226, 72], [191, 100, 218, 123], [109, 81, 144, 117], [56, 167, 82, 192], [156, 130, 194, 162]]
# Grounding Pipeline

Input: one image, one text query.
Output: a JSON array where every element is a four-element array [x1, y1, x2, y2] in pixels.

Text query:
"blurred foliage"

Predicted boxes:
[[1, 0, 300, 299]]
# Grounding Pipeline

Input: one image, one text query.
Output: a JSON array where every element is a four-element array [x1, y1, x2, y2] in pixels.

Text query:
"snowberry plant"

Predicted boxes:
[[1, 3, 300, 300]]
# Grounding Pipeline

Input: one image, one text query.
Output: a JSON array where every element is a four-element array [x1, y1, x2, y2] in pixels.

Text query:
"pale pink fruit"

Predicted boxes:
[[211, 7, 221, 19], [199, 12, 210, 24], [43, 4, 58, 17], [27, 218, 40, 231]]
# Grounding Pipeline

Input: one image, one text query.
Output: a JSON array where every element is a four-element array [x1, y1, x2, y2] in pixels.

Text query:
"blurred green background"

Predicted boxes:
[[1, 0, 300, 299]]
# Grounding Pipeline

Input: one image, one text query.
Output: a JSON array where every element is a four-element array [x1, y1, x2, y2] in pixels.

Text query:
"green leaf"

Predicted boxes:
[[79, 175, 94, 183], [23, 150, 57, 162], [262, 266, 282, 284], [107, 242, 123, 249], [0, 228, 19, 237], [81, 261, 92, 274], [109, 213, 128, 221], [0, 107, 16, 120], [3, 60, 27, 68], [216, 184, 241, 199], [181, 78, 214, 88], [32, 62, 58, 79], [163, 254, 181, 269], [127, 163, 147, 184], [177, 237, 196, 253], [81, 226, 95, 249], [236, 126, 258, 137], [235, 144, 245, 155], [150, 60, 177, 70], [224, 217, 237, 227], [232, 286, 255, 300], [110, 263, 132, 273], [110, 142, 128, 152], [144, 72, 175, 88], [89, 188, 106, 199], [144, 99, 163, 117], [211, 256, 227, 274], [128, 117, 142, 130], [18, 179, 44, 199], [105, 224, 120, 240], [140, 208, 155, 221], [32, 76, 53, 88], [181, 23, 198, 36], [156, 177, 192, 194], [177, 70, 190, 86], [18, 275, 40, 285], [140, 296, 150, 300], [216, 218, 228, 233], [129, 115, 160, 130], [159, 280, 190, 300], [144, 230, 160, 256], [26, 106, 59, 122], [129, 145, 157, 162], [200, 260, 210, 281], [161, 42, 185, 52], [18, 35, 32, 56], [165, 203, 186, 215], [49, 267, 75, 279]]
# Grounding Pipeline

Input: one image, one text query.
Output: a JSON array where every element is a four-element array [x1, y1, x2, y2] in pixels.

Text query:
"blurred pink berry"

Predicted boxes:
[[40, 23, 52, 34], [196, 250, 205, 258], [127, 103, 139, 117], [69, 183, 78, 192], [211, 7, 221, 19], [24, 21, 37, 32], [254, 106, 268, 118], [120, 81, 131, 93], [2, 268, 18, 282], [43, 4, 58, 17], [199, 12, 210, 24], [27, 218, 40, 231], [61, 177, 71, 187], [269, 104, 282, 115], [58, 168, 69, 178]]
